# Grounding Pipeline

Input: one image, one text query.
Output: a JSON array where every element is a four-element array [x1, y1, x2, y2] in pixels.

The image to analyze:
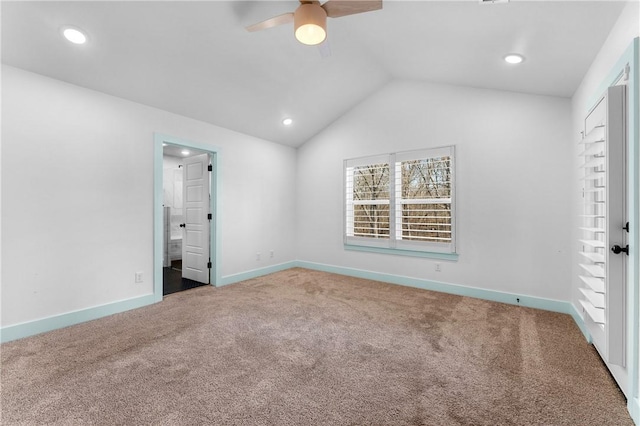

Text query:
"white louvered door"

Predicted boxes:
[[578, 85, 628, 395]]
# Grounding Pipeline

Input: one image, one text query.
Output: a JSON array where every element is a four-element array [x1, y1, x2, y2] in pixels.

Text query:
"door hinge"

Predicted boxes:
[[207, 261, 212, 269], [208, 164, 212, 172], [624, 63, 630, 81], [208, 213, 212, 220]]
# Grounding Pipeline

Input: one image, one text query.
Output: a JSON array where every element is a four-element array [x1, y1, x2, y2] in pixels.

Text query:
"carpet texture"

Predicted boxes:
[[1, 268, 631, 425]]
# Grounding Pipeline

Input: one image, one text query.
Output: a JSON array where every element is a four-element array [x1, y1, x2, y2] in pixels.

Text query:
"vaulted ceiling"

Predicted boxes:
[[1, 1, 627, 147]]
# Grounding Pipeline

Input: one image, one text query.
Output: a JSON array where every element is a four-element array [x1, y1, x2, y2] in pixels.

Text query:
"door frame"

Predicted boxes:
[[153, 133, 221, 301]]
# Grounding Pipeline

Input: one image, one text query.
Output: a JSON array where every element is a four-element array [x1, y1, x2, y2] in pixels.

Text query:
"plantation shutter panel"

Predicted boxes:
[[345, 155, 391, 248], [579, 119, 607, 324], [395, 146, 455, 253]]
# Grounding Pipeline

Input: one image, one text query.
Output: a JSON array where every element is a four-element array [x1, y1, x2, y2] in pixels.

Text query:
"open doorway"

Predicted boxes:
[[162, 145, 211, 295], [154, 134, 219, 300]]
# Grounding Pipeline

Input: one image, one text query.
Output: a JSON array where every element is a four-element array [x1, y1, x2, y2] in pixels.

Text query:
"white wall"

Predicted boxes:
[[163, 156, 183, 211], [296, 79, 572, 301], [1, 65, 297, 327], [163, 155, 184, 241]]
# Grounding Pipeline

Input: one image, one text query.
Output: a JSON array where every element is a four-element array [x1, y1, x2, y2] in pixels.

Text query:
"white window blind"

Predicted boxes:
[[345, 146, 456, 254]]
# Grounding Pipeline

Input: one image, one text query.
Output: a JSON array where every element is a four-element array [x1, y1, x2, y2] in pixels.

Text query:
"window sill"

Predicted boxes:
[[344, 244, 459, 261]]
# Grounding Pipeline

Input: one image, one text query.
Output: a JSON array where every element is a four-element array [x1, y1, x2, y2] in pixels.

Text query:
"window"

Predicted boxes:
[[345, 146, 456, 255]]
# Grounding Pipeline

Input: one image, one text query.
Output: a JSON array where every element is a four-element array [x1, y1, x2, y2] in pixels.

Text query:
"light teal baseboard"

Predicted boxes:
[[0, 260, 588, 347], [295, 260, 574, 315], [225, 260, 592, 345], [568, 303, 592, 343], [1, 294, 157, 343], [630, 397, 639, 425], [0, 262, 297, 343], [219, 261, 297, 287]]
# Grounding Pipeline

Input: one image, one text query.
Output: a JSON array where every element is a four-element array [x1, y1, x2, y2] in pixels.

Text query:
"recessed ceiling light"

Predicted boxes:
[[282, 118, 293, 126], [181, 150, 190, 156], [62, 27, 87, 45], [504, 53, 524, 64]]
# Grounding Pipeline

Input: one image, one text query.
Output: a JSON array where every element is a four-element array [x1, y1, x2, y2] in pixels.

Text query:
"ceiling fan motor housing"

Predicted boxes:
[[294, 4, 327, 45]]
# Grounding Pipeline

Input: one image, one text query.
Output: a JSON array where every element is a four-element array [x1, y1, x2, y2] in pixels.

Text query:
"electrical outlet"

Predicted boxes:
[[435, 263, 441, 272], [270, 250, 274, 258], [135, 272, 143, 283], [256, 252, 261, 261]]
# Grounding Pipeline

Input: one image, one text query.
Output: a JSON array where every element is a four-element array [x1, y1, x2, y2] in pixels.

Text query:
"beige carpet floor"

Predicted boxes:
[[0, 268, 632, 425]]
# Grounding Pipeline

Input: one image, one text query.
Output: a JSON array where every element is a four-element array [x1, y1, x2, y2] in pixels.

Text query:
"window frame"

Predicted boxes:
[[344, 146, 457, 257]]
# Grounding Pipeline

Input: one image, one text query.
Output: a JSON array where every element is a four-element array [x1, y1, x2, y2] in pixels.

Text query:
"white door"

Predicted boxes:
[[578, 85, 627, 395], [181, 153, 210, 284]]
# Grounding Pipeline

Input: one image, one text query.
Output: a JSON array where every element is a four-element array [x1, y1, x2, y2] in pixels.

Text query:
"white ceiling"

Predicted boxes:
[[1, 1, 628, 147]]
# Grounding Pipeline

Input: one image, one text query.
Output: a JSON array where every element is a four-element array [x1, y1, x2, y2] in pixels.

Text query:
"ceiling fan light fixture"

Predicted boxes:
[[294, 4, 327, 46]]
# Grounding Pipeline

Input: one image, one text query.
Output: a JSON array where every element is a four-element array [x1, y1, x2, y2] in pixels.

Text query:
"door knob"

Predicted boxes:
[[179, 223, 186, 228], [623, 222, 629, 232], [611, 244, 629, 255]]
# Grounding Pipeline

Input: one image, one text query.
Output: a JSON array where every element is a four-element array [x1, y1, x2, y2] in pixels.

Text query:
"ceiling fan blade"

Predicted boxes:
[[245, 12, 294, 32], [321, 0, 382, 18]]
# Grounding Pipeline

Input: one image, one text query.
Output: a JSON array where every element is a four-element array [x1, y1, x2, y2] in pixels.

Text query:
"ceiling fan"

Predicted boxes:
[[246, 0, 382, 46]]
